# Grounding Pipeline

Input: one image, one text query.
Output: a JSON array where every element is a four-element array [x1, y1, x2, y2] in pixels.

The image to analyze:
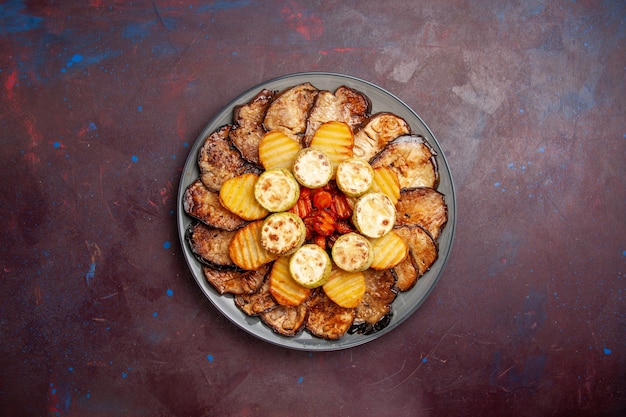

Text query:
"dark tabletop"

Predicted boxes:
[[1, 1, 624, 416]]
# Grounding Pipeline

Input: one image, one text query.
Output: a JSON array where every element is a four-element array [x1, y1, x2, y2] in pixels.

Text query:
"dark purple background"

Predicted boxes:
[[1, 1, 624, 416]]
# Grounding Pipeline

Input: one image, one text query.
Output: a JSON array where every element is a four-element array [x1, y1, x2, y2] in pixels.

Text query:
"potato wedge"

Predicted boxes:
[[219, 173, 269, 221], [369, 230, 409, 270], [229, 220, 279, 270], [323, 268, 366, 308], [258, 130, 301, 170], [370, 166, 401, 205], [309, 121, 354, 172], [269, 256, 311, 306]]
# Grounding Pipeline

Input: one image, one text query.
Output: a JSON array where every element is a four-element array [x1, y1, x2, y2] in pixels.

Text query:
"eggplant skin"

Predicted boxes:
[[198, 124, 261, 191], [305, 289, 355, 340], [186, 222, 239, 269], [202, 263, 269, 295], [230, 89, 275, 166], [392, 224, 438, 291], [235, 277, 277, 316], [263, 82, 319, 139], [395, 187, 448, 239], [260, 304, 308, 337], [183, 179, 248, 231], [353, 112, 411, 163], [351, 269, 397, 334]]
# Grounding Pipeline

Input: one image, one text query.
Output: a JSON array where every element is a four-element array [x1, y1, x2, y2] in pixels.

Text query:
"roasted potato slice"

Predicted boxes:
[[230, 89, 275, 165], [260, 303, 308, 336], [395, 187, 448, 239], [258, 130, 301, 170], [305, 289, 355, 340], [269, 256, 311, 306], [393, 224, 438, 291], [353, 112, 411, 162], [202, 263, 269, 295], [235, 277, 277, 316], [219, 173, 269, 221], [263, 82, 319, 139], [186, 222, 238, 269], [303, 86, 371, 146], [351, 269, 397, 334], [229, 220, 279, 270], [198, 125, 260, 191], [309, 121, 354, 172], [370, 135, 438, 189], [369, 229, 409, 270], [370, 166, 401, 206], [323, 268, 366, 308], [183, 179, 247, 231]]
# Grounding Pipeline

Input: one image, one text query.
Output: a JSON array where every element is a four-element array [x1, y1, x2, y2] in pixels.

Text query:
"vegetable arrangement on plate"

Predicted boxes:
[[183, 81, 448, 340]]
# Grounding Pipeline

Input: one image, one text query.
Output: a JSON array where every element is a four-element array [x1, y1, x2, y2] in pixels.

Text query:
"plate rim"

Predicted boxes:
[[177, 71, 457, 351]]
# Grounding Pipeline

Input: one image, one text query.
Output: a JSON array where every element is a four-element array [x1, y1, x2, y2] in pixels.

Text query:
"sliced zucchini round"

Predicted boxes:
[[289, 244, 332, 288], [260, 212, 306, 256], [292, 147, 333, 189], [331, 232, 374, 272], [352, 192, 396, 238], [336, 157, 374, 197], [254, 168, 300, 212]]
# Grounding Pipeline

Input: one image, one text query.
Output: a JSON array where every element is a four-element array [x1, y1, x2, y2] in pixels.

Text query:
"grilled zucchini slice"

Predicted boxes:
[[253, 168, 300, 212], [331, 232, 374, 272], [335, 157, 374, 197], [352, 192, 396, 238], [260, 212, 306, 256], [292, 147, 333, 189], [289, 244, 332, 289]]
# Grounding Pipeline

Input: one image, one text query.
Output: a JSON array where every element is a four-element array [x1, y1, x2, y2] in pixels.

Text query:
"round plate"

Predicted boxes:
[[177, 72, 456, 351]]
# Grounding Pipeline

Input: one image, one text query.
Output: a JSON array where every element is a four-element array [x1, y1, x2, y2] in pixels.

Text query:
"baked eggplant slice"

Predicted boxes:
[[229, 89, 275, 165], [198, 124, 261, 191], [260, 303, 308, 337], [303, 86, 371, 146], [305, 289, 355, 340], [393, 225, 438, 291], [351, 269, 397, 334], [263, 82, 319, 139], [395, 187, 448, 239], [202, 263, 269, 295], [183, 179, 248, 231], [370, 135, 439, 189], [186, 222, 238, 269], [353, 112, 411, 162], [234, 277, 277, 316]]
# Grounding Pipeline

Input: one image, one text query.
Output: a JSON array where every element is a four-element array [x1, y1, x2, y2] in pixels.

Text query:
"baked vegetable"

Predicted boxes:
[[351, 269, 397, 334], [258, 130, 301, 170], [264, 82, 319, 139], [323, 268, 366, 308], [352, 192, 396, 238], [393, 225, 438, 291], [202, 263, 269, 295], [305, 289, 355, 340], [269, 256, 311, 306], [331, 232, 374, 272], [370, 166, 401, 205], [219, 173, 269, 221], [235, 277, 276, 316], [183, 179, 247, 231], [395, 187, 447, 239], [198, 125, 261, 191], [253, 168, 300, 212], [289, 244, 332, 288], [292, 147, 333, 189], [369, 230, 409, 270], [353, 112, 411, 162], [309, 121, 354, 172], [229, 220, 279, 270], [371, 135, 439, 189], [260, 303, 308, 336], [229, 89, 275, 165], [260, 212, 306, 256], [335, 157, 374, 197], [186, 223, 238, 269]]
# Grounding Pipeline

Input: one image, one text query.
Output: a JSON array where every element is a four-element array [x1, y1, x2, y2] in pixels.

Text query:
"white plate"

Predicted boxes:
[[177, 72, 456, 351]]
